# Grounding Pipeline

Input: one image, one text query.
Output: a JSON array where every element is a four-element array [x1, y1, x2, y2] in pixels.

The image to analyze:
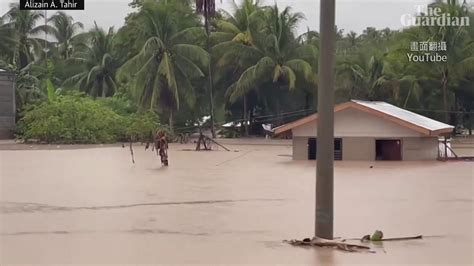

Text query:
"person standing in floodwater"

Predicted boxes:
[[155, 130, 169, 166]]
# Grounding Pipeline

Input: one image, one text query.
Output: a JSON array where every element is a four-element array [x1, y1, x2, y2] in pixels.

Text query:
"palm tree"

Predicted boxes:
[[214, 4, 317, 131], [0, 19, 16, 66], [211, 0, 265, 134], [336, 52, 385, 100], [1, 4, 51, 69], [409, 0, 474, 122], [65, 24, 119, 97], [346, 31, 359, 48], [224, 5, 317, 104], [48, 11, 84, 60], [212, 0, 263, 46], [15, 64, 44, 111], [433, 0, 474, 123], [372, 57, 423, 108], [360, 27, 381, 42], [118, 0, 208, 131], [195, 0, 218, 137]]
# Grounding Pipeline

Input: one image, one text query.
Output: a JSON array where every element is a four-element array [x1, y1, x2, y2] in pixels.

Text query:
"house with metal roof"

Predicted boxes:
[[273, 100, 454, 161]]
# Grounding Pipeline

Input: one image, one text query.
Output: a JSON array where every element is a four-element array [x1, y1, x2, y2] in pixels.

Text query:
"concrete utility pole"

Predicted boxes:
[[315, 0, 336, 240]]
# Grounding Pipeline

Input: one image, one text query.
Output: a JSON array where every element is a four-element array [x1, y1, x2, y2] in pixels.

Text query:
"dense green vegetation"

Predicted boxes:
[[18, 90, 161, 143], [1, 0, 473, 143]]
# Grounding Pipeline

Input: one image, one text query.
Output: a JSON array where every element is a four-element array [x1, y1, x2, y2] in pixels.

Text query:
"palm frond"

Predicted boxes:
[[281, 65, 296, 89], [172, 44, 209, 69], [254, 56, 275, 80], [228, 65, 258, 103], [216, 20, 241, 34], [174, 54, 205, 79], [285, 59, 315, 84], [157, 52, 179, 109], [272, 64, 283, 82], [169, 27, 206, 45]]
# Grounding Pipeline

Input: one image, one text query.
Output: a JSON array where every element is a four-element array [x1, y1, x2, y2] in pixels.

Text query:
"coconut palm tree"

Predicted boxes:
[[211, 0, 265, 134], [224, 5, 317, 104], [336, 52, 385, 100], [211, 0, 267, 80], [48, 11, 84, 60], [411, 0, 474, 122], [118, 0, 209, 131], [216, 5, 318, 135], [15, 64, 44, 110], [372, 57, 424, 108], [0, 20, 16, 66], [346, 31, 359, 48], [211, 0, 263, 46], [65, 24, 119, 97], [0, 17, 15, 60], [195, 0, 218, 137], [1, 4, 51, 69]]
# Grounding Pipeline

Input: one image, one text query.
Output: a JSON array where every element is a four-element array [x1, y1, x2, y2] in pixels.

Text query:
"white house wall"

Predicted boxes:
[[342, 137, 375, 160], [402, 137, 438, 160], [292, 136, 439, 160], [293, 137, 308, 160], [292, 108, 422, 138]]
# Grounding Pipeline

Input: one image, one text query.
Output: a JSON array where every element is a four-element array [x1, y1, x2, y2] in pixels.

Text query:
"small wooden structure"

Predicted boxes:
[[195, 130, 230, 151]]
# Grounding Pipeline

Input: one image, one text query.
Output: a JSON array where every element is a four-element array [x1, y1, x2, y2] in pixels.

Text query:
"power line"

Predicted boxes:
[[173, 106, 472, 132], [173, 108, 314, 131]]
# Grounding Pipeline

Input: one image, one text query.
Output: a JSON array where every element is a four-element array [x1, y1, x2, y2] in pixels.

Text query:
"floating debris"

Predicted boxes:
[[284, 237, 371, 252]]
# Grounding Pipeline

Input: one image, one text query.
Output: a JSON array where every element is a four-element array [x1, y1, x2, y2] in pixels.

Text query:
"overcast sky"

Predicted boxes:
[[1, 0, 473, 34]]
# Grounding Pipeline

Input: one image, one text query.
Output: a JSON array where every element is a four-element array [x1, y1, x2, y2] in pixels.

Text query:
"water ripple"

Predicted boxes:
[[0, 198, 285, 214]]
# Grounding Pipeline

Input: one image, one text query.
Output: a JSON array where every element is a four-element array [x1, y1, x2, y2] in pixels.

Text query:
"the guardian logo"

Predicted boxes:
[[401, 5, 470, 27], [19, 0, 84, 10]]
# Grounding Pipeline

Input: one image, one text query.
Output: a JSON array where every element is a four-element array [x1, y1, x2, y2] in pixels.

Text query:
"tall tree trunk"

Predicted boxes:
[[468, 113, 472, 135], [442, 68, 449, 123], [169, 109, 174, 135], [248, 108, 253, 136], [403, 88, 412, 108], [19, 50, 28, 69], [204, 3, 216, 138], [243, 95, 249, 136]]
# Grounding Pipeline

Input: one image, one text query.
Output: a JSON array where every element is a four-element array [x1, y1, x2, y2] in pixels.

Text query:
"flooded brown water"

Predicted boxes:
[[0, 142, 473, 265]]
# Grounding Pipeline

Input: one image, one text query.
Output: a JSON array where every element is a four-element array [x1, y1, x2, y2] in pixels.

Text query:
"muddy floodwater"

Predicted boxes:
[[0, 141, 473, 265]]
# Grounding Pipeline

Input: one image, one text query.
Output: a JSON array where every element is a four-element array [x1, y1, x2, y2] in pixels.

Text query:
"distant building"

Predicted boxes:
[[0, 69, 16, 139], [273, 100, 454, 161]]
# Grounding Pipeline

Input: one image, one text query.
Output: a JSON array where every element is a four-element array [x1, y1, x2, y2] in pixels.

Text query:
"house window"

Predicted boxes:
[[308, 138, 342, 160]]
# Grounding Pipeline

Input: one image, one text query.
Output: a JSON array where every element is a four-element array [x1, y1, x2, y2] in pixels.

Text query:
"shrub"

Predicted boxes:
[[17, 93, 163, 144], [18, 94, 123, 143], [96, 93, 137, 116]]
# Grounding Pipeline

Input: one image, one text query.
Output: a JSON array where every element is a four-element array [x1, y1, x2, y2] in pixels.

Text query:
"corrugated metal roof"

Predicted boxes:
[[352, 100, 453, 131], [273, 100, 454, 136]]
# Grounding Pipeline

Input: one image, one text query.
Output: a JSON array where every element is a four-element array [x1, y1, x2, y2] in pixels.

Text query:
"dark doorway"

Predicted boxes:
[[334, 138, 343, 160], [308, 138, 317, 160], [376, 139, 402, 161], [308, 138, 342, 160]]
